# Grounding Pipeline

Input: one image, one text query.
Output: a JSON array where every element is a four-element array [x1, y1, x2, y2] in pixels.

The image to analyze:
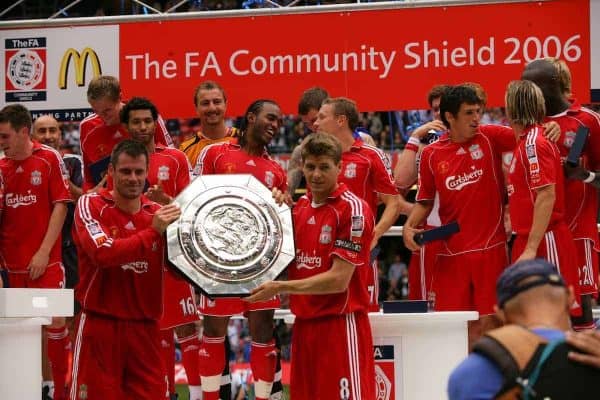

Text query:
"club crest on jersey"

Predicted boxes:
[[30, 170, 42, 185], [158, 165, 170, 181], [344, 163, 357, 178], [351, 215, 364, 237], [265, 171, 275, 188], [469, 144, 483, 160], [319, 225, 332, 244], [563, 131, 576, 148]]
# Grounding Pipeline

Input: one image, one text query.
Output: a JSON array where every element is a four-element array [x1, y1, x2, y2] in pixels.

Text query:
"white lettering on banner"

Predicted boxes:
[[125, 53, 178, 79], [445, 169, 483, 191], [404, 38, 495, 69], [229, 46, 396, 79], [185, 52, 222, 77], [5, 192, 37, 208], [121, 36, 582, 80]]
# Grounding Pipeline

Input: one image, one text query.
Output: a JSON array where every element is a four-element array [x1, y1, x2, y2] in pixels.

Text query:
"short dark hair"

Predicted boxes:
[[110, 139, 148, 167], [238, 99, 279, 146], [193, 80, 227, 107], [439, 85, 480, 128], [427, 84, 451, 107], [87, 75, 120, 102], [302, 132, 342, 164], [0, 104, 32, 132], [120, 97, 158, 124], [298, 87, 329, 115], [322, 97, 360, 131]]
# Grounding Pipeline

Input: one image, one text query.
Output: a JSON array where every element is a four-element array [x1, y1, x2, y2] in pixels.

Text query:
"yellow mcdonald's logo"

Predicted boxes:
[[58, 47, 102, 89]]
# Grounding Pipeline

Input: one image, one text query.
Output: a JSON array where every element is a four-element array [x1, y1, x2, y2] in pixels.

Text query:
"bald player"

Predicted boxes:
[[32, 115, 82, 399], [522, 59, 600, 330]]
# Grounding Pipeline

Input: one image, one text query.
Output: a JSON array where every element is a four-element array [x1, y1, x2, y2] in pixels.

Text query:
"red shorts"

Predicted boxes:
[[408, 240, 441, 301], [512, 224, 581, 316], [291, 312, 375, 400], [198, 294, 279, 316], [70, 312, 167, 400], [158, 269, 200, 330], [432, 243, 508, 315], [574, 238, 598, 296], [7, 262, 65, 288]]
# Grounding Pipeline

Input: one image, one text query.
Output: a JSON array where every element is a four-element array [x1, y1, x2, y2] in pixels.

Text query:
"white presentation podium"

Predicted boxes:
[[0, 288, 74, 399], [283, 310, 477, 400], [369, 311, 478, 400]]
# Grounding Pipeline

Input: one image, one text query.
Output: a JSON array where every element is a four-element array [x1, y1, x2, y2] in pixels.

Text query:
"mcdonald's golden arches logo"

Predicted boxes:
[[58, 47, 102, 89]]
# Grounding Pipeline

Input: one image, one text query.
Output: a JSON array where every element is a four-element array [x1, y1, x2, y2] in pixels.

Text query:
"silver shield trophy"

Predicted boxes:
[[167, 174, 295, 297]]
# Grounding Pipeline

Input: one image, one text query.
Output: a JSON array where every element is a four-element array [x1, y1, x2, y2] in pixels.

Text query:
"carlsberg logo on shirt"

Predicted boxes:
[[445, 168, 483, 191], [296, 252, 322, 270], [5, 191, 37, 208]]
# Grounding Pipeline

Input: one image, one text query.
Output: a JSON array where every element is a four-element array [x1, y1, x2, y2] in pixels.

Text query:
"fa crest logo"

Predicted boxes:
[[158, 165, 170, 181], [469, 144, 483, 160], [319, 225, 332, 244], [265, 171, 275, 188], [30, 170, 42, 185], [344, 163, 357, 178]]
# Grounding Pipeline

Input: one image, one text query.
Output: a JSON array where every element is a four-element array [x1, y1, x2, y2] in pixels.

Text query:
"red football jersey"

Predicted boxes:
[[507, 125, 566, 235], [73, 190, 164, 320], [79, 113, 173, 191], [0, 142, 71, 271], [289, 184, 374, 319], [546, 102, 600, 246], [146, 145, 191, 198], [195, 141, 287, 191], [416, 126, 514, 254], [338, 139, 398, 212], [0, 170, 4, 214]]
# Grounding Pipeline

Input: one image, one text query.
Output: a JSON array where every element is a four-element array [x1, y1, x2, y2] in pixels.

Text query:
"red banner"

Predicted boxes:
[[119, 0, 590, 118]]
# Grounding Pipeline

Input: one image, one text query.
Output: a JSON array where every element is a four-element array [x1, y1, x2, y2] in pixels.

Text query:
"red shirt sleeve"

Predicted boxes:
[[416, 146, 436, 201], [48, 149, 72, 203], [581, 110, 600, 171], [526, 137, 559, 190], [193, 144, 219, 177], [369, 148, 398, 196], [174, 151, 191, 196], [275, 163, 288, 192], [480, 124, 516, 153], [155, 115, 174, 148], [331, 199, 374, 267], [79, 121, 96, 192], [74, 194, 162, 267], [0, 170, 4, 213]]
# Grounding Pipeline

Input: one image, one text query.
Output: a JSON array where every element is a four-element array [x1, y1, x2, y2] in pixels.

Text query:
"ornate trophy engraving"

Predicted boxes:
[[167, 174, 295, 296]]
